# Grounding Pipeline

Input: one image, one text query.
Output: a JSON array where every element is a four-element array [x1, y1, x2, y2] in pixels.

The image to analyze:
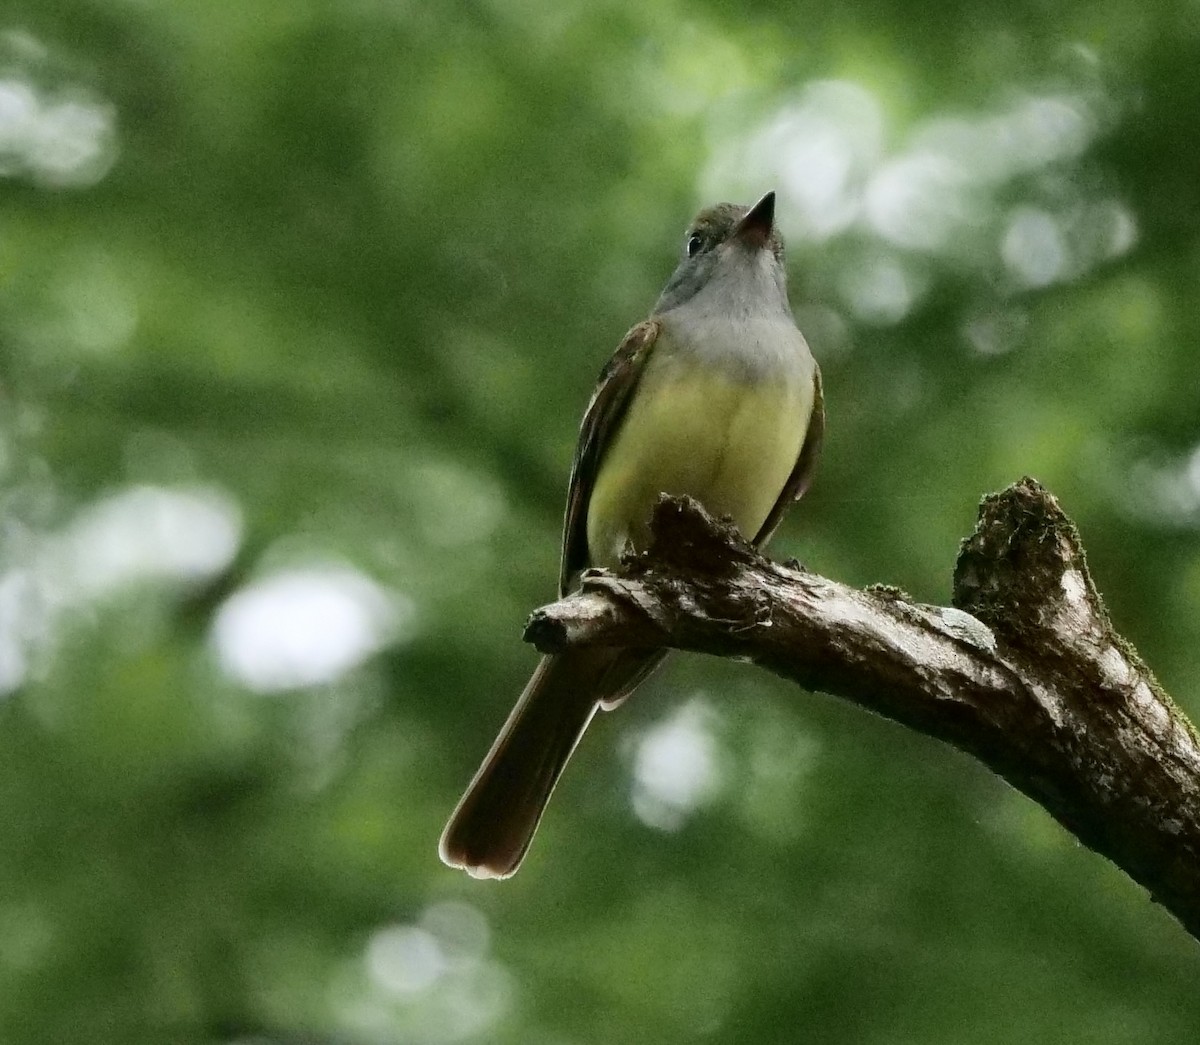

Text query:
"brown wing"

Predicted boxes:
[[559, 320, 661, 597], [752, 364, 825, 547]]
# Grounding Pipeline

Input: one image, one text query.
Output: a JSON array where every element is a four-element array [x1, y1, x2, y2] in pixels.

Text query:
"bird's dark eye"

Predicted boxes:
[[686, 233, 705, 257]]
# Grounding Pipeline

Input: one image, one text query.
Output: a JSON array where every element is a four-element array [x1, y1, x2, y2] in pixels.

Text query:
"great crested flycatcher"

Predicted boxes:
[[439, 191, 824, 878]]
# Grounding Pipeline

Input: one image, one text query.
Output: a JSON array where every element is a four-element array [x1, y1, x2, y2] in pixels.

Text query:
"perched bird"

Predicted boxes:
[[439, 191, 824, 878]]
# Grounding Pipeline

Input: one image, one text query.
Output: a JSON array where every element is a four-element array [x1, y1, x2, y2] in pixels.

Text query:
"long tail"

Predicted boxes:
[[439, 647, 663, 879]]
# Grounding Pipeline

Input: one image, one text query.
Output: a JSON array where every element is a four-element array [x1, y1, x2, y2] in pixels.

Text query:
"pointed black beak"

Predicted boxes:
[[732, 191, 776, 249]]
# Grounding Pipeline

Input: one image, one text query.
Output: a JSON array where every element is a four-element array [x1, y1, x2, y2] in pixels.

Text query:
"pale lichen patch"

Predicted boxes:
[[1097, 643, 1133, 689], [934, 606, 998, 653], [1061, 569, 1088, 604]]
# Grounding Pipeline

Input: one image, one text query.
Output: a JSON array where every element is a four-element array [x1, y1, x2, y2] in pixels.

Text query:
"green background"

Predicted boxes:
[[2, 0, 1199, 1042]]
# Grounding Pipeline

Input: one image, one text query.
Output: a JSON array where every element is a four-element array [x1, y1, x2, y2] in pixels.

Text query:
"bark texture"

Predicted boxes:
[[523, 478, 1200, 940]]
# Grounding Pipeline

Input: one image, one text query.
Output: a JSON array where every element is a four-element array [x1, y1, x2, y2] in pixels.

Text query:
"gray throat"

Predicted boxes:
[[656, 251, 809, 382]]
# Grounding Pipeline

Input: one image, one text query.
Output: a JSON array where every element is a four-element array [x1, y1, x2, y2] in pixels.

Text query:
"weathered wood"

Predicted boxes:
[[524, 479, 1200, 940]]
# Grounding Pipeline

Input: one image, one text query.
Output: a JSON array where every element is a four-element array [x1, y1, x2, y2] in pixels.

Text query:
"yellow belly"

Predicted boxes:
[[586, 362, 809, 567]]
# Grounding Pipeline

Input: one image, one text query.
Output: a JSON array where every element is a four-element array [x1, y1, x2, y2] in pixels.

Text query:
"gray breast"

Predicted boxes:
[[659, 308, 813, 384]]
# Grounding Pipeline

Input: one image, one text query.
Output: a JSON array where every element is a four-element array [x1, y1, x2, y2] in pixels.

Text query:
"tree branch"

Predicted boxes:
[[523, 479, 1200, 941]]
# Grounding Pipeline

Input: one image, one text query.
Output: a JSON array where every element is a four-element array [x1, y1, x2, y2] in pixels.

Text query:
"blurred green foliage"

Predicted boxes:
[[1, 0, 1199, 1042]]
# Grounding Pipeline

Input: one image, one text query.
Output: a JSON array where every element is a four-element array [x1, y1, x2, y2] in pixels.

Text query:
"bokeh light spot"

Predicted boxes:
[[65, 485, 242, 597], [367, 925, 446, 996], [865, 152, 975, 250], [631, 696, 723, 831], [1002, 207, 1067, 288], [840, 253, 925, 326], [213, 564, 410, 693], [0, 67, 116, 188]]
